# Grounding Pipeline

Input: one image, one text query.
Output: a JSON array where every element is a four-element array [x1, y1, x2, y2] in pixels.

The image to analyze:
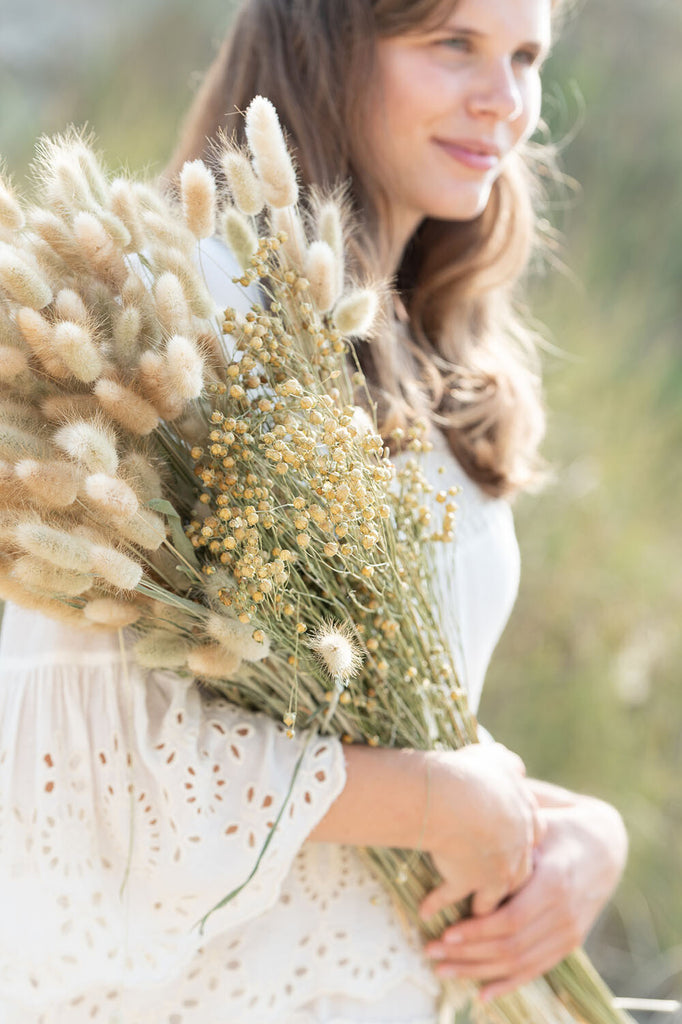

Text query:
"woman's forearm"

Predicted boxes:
[[307, 744, 431, 848]]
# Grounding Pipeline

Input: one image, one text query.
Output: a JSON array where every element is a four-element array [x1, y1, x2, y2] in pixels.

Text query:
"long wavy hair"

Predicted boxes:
[[165, 0, 567, 498]]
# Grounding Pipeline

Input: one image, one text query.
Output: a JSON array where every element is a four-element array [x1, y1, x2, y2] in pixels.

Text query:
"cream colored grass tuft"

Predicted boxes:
[[54, 418, 119, 475], [94, 378, 159, 436], [244, 96, 298, 208], [180, 160, 217, 239], [221, 150, 264, 217], [0, 244, 52, 309]]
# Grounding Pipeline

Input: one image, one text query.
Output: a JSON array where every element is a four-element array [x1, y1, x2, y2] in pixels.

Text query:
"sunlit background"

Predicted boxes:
[[2, 0, 680, 1016]]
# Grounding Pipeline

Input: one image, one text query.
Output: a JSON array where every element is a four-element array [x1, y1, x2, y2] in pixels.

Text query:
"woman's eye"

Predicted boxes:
[[439, 36, 472, 54], [513, 48, 540, 67]]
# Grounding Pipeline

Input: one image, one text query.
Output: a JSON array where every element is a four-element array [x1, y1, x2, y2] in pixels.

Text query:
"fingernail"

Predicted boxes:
[[436, 965, 459, 979], [426, 946, 447, 960], [444, 931, 463, 944]]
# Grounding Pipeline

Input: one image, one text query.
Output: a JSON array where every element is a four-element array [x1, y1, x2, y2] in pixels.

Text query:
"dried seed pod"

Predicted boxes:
[[271, 206, 307, 270], [15, 458, 80, 508], [15, 307, 70, 380], [164, 335, 204, 402], [72, 211, 127, 288], [53, 321, 104, 383], [204, 612, 271, 662], [0, 177, 25, 232], [119, 452, 163, 502], [54, 288, 89, 324], [221, 150, 264, 217], [54, 419, 119, 475], [134, 630, 191, 669], [93, 378, 159, 436], [186, 643, 242, 680], [90, 543, 143, 591], [83, 597, 141, 628], [333, 288, 379, 339], [305, 240, 340, 313], [84, 473, 140, 520], [154, 272, 192, 336], [112, 304, 144, 363], [244, 96, 298, 208], [0, 422, 52, 461], [114, 507, 166, 550], [109, 178, 146, 252], [0, 345, 29, 382], [137, 350, 184, 421], [179, 160, 216, 239], [221, 208, 258, 271], [14, 519, 93, 572], [14, 555, 92, 597], [0, 243, 53, 309]]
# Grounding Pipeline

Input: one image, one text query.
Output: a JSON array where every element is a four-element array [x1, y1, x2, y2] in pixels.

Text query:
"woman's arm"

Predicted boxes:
[[309, 741, 545, 919]]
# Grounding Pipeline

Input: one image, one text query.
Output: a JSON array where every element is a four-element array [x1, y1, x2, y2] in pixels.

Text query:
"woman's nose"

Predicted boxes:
[[467, 59, 523, 122]]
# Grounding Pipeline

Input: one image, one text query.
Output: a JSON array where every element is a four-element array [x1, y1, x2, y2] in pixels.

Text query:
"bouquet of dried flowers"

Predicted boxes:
[[0, 97, 632, 1024]]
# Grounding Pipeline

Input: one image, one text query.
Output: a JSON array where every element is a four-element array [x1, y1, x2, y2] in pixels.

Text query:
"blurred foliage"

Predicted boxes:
[[1, 0, 680, 1012]]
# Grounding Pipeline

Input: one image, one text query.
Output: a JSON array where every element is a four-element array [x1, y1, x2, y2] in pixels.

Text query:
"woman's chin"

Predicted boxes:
[[429, 186, 494, 225]]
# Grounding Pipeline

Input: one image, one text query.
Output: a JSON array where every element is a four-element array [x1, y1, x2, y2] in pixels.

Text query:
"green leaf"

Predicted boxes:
[[147, 498, 200, 569]]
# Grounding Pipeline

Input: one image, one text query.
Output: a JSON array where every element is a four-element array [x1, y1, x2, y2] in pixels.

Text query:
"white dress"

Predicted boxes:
[[0, 239, 521, 1024]]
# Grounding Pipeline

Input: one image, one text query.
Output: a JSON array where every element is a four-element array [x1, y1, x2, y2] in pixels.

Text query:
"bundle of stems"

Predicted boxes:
[[0, 98, 632, 1024]]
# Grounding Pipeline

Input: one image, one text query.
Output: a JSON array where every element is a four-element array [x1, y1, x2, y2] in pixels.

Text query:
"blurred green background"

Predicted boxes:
[[2, 0, 680, 1014]]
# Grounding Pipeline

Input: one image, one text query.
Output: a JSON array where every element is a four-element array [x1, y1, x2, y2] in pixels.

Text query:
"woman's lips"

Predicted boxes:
[[435, 140, 501, 171]]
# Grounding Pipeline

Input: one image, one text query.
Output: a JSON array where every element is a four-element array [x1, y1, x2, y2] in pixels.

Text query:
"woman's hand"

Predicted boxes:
[[310, 741, 542, 916], [424, 792, 628, 1003], [419, 744, 544, 921]]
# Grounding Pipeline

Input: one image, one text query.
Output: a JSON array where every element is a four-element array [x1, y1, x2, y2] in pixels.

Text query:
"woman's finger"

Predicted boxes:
[[438, 872, 550, 946], [419, 878, 478, 922], [477, 936, 580, 1002], [427, 907, 558, 972], [436, 930, 574, 985]]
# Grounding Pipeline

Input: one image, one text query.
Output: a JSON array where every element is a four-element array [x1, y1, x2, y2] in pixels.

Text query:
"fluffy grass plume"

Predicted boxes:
[[179, 159, 217, 239], [244, 96, 298, 208]]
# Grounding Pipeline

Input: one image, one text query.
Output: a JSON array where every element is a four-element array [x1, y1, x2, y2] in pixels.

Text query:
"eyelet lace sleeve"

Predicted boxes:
[[0, 603, 347, 1011]]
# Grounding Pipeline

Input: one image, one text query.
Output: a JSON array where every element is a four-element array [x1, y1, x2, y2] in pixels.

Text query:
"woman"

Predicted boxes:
[[0, 0, 627, 1021]]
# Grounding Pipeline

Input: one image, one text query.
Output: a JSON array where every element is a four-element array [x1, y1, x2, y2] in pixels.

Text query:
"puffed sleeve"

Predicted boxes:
[[0, 602, 346, 1000]]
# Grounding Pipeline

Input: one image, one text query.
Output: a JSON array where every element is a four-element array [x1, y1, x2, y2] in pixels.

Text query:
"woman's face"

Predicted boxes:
[[365, 0, 551, 247]]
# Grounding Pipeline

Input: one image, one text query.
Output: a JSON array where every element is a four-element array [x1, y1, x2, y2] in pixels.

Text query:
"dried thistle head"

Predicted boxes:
[[308, 620, 362, 682]]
